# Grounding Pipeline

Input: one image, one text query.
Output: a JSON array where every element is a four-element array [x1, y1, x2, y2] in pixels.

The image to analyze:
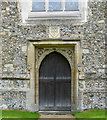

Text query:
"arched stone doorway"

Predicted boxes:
[[39, 52, 71, 111], [26, 41, 82, 112]]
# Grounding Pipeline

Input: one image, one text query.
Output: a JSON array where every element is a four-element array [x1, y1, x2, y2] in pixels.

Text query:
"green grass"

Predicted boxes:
[[0, 110, 2, 120], [1, 110, 40, 119], [0, 109, 106, 120], [73, 109, 106, 119]]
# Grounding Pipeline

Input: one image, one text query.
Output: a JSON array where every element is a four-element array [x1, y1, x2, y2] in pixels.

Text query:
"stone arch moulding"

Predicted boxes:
[[26, 41, 82, 112], [36, 48, 74, 70]]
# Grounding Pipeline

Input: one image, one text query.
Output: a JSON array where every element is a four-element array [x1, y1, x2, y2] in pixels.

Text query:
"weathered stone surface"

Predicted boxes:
[[0, 91, 26, 110], [82, 49, 90, 54], [0, 1, 106, 111], [4, 64, 13, 68], [22, 46, 27, 52], [0, 79, 29, 89], [82, 92, 106, 110]]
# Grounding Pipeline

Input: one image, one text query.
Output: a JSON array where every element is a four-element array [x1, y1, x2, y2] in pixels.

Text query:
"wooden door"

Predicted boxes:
[[39, 52, 71, 111]]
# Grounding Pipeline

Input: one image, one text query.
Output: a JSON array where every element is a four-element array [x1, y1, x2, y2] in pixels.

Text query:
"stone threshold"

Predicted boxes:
[[39, 113, 75, 119], [39, 111, 72, 115]]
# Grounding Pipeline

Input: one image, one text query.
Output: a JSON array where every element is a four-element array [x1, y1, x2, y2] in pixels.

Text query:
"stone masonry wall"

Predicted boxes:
[[0, 0, 106, 110], [79, 1, 106, 110], [1, 1, 29, 110]]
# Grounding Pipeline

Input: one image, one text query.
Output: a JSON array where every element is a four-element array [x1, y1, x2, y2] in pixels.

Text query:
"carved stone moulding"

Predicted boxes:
[[35, 47, 75, 69]]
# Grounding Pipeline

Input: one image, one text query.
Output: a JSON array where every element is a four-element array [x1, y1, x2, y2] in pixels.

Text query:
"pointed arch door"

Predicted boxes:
[[39, 52, 71, 111]]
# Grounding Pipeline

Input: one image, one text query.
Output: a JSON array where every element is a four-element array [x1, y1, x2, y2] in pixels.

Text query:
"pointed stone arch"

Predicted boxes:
[[37, 49, 74, 70], [35, 47, 75, 111], [26, 41, 82, 112]]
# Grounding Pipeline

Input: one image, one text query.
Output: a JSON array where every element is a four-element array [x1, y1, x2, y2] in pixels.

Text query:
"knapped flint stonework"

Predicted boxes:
[[0, 0, 106, 111]]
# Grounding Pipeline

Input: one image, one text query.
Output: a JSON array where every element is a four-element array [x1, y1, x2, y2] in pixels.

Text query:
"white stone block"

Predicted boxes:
[[0, 104, 8, 110], [82, 49, 89, 54], [4, 64, 13, 68], [6, 7, 10, 11], [98, 20, 104, 24], [22, 46, 27, 52], [98, 69, 105, 73], [79, 75, 85, 80]]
